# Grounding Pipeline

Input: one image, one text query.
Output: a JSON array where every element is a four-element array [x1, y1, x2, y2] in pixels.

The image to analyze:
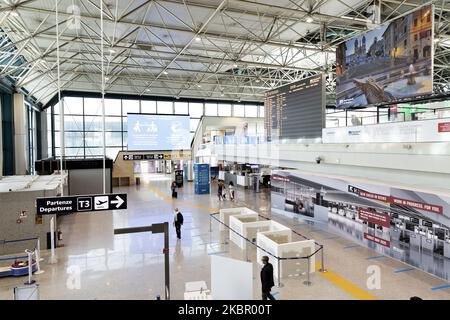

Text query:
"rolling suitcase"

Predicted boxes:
[[172, 191, 178, 198]]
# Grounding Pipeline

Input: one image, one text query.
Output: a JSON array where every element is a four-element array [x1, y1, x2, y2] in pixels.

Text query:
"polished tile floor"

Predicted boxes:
[[1, 174, 450, 300]]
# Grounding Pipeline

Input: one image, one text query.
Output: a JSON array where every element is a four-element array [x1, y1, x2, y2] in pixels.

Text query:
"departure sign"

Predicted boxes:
[[36, 193, 127, 215], [123, 154, 164, 161], [264, 74, 325, 140]]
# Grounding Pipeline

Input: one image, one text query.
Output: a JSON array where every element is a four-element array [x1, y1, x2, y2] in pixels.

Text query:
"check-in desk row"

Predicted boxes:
[[390, 227, 450, 258]]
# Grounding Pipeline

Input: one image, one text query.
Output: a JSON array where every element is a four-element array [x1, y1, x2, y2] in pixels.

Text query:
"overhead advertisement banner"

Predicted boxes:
[[335, 4, 434, 109], [127, 114, 190, 151]]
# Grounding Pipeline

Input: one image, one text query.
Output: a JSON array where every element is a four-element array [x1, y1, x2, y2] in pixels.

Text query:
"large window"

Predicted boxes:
[[141, 100, 156, 114], [157, 101, 173, 114], [218, 104, 232, 117], [205, 103, 218, 116], [51, 97, 263, 159], [233, 104, 245, 117], [245, 104, 258, 118], [174, 102, 188, 115]]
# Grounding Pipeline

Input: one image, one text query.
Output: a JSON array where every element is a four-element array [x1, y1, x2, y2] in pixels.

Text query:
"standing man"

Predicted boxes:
[[260, 256, 276, 300], [173, 208, 184, 240]]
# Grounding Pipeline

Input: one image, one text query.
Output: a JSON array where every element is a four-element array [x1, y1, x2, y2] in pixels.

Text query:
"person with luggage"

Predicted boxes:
[[217, 180, 224, 202], [222, 184, 227, 201], [228, 181, 235, 201], [171, 180, 177, 198], [173, 208, 184, 240]]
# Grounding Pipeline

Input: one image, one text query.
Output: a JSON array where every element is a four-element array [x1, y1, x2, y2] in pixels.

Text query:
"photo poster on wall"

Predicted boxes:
[[335, 4, 434, 109], [264, 74, 325, 141], [127, 113, 191, 151], [270, 170, 450, 281]]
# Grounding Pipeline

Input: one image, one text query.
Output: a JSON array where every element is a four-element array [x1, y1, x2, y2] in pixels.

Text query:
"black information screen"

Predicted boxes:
[[264, 74, 324, 140]]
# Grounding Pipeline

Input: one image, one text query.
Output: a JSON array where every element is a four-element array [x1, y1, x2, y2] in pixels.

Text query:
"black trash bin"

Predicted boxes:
[[136, 177, 141, 185]]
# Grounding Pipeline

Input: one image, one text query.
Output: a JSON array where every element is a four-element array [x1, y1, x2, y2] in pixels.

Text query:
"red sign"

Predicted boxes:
[[355, 188, 443, 215], [272, 175, 290, 182], [357, 190, 390, 203], [358, 208, 390, 228], [390, 197, 443, 214], [364, 233, 390, 247], [438, 122, 450, 133]]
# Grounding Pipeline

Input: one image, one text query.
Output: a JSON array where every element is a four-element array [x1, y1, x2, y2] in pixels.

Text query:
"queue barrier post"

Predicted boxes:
[[319, 246, 327, 273], [209, 215, 212, 233], [24, 249, 36, 285], [34, 237, 45, 274], [303, 256, 312, 286], [276, 258, 283, 288]]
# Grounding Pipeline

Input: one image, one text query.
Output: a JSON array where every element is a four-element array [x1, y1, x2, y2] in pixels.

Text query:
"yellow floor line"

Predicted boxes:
[[315, 263, 377, 300], [146, 182, 376, 300]]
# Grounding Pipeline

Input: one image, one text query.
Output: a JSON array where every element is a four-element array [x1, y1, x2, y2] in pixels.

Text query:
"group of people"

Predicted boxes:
[[217, 180, 235, 202]]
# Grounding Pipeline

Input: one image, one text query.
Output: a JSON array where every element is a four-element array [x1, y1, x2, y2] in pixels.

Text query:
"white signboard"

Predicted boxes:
[[323, 118, 450, 144], [211, 255, 253, 300]]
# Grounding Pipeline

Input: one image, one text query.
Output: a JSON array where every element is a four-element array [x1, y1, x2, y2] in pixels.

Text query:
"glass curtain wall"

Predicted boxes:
[[51, 97, 263, 160]]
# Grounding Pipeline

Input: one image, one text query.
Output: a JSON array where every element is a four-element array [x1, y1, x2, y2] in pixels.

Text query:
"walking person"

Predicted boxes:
[[173, 208, 184, 240], [228, 181, 235, 201], [217, 180, 224, 202], [171, 180, 177, 198], [260, 256, 276, 300]]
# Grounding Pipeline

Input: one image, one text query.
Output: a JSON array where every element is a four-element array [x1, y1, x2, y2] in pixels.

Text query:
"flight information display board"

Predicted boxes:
[[264, 74, 325, 141]]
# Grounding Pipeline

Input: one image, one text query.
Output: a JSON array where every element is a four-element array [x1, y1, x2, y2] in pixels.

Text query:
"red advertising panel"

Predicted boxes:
[[358, 208, 390, 228], [364, 233, 390, 247], [272, 175, 290, 182], [438, 122, 450, 133], [390, 197, 443, 214], [357, 190, 390, 203], [354, 187, 443, 215]]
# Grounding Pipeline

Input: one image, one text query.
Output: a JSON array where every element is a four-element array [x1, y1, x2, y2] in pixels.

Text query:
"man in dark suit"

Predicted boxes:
[[260, 255, 276, 300], [173, 208, 184, 240]]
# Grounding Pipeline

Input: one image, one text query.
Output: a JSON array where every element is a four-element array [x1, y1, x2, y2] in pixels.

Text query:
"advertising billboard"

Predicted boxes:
[[127, 114, 191, 151], [335, 4, 434, 109], [270, 169, 450, 281]]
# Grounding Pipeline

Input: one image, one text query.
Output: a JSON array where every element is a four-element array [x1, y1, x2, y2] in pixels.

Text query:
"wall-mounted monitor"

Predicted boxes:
[[335, 4, 434, 109], [127, 114, 191, 151]]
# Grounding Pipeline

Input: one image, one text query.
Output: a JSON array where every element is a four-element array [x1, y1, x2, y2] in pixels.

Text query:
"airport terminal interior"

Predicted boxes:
[[1, 0, 450, 301]]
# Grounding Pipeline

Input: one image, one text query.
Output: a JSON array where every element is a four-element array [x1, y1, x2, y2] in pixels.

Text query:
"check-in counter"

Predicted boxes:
[[444, 242, 450, 259], [389, 228, 401, 242], [237, 175, 248, 187], [409, 233, 421, 248], [422, 237, 434, 252]]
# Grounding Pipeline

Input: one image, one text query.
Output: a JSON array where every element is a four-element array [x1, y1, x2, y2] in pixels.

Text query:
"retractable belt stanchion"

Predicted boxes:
[[277, 258, 282, 288], [303, 256, 312, 286], [34, 238, 44, 274], [24, 249, 36, 285], [319, 246, 327, 273]]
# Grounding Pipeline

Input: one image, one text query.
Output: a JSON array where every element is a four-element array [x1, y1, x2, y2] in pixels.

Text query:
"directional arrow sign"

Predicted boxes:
[[110, 195, 125, 208], [36, 193, 127, 215]]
